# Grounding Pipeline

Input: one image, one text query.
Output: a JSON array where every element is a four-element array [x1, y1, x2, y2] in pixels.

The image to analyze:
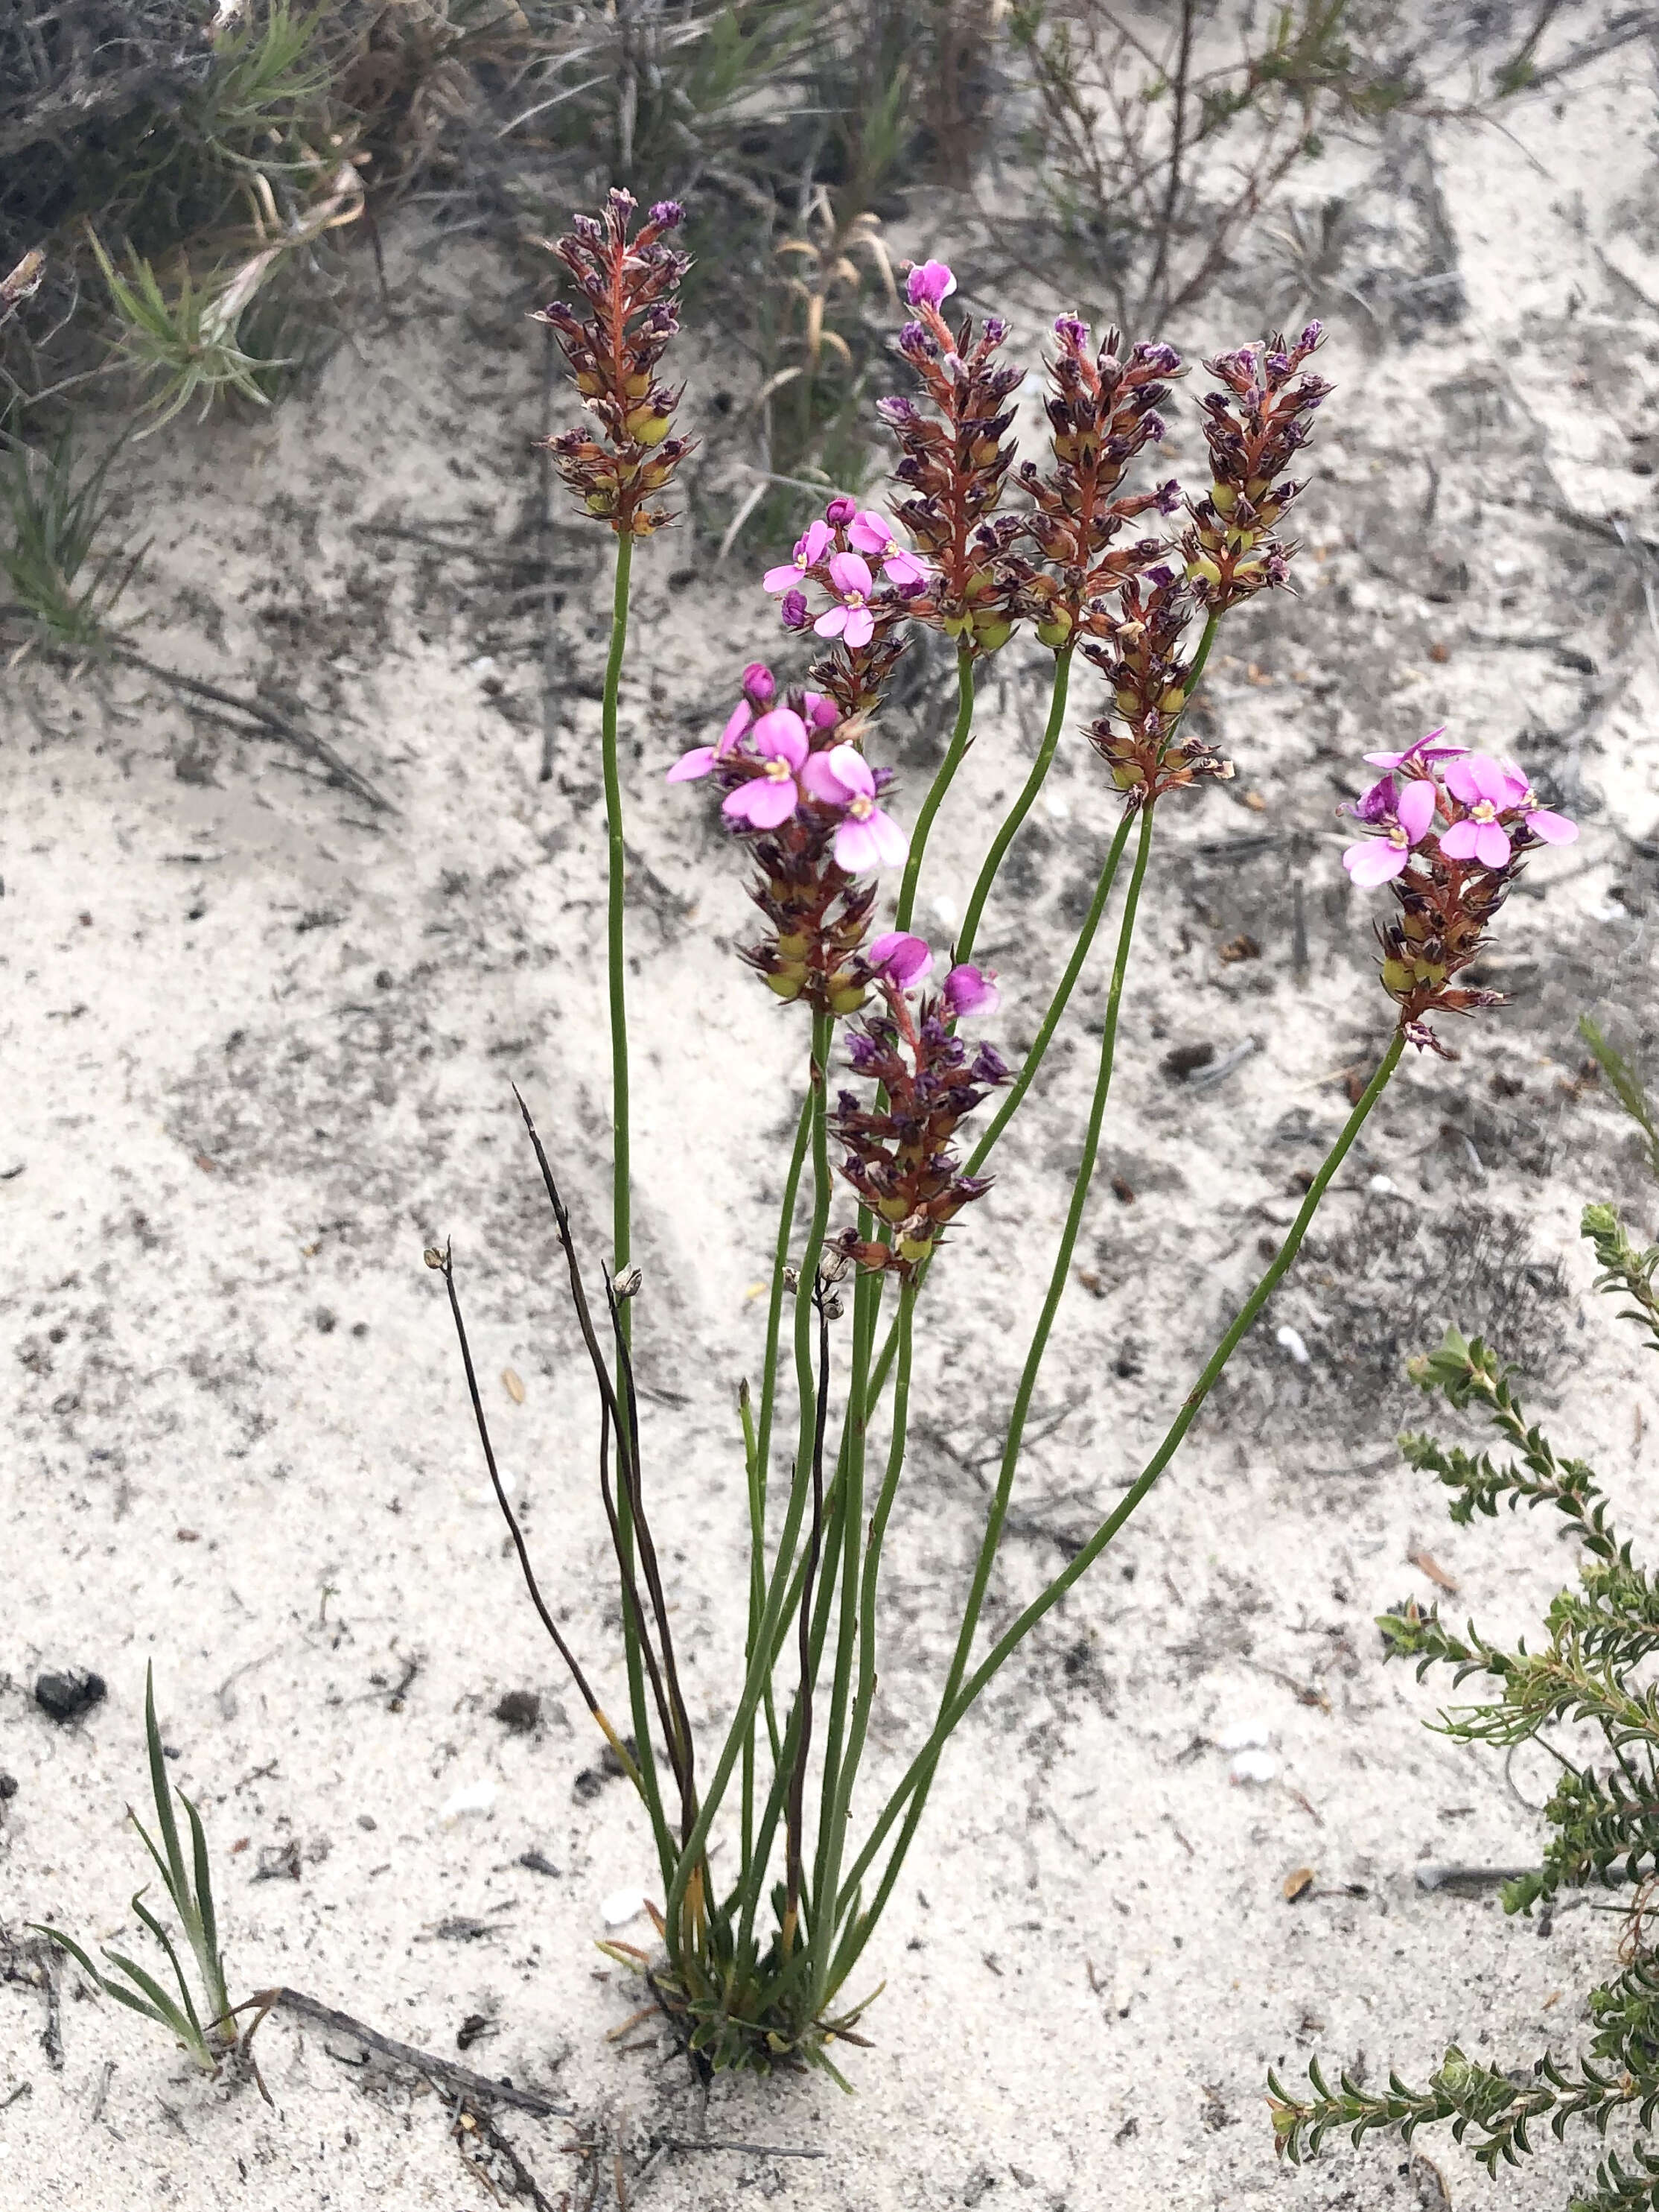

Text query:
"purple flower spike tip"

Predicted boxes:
[[868, 932, 933, 989], [649, 201, 685, 230], [740, 661, 777, 707]]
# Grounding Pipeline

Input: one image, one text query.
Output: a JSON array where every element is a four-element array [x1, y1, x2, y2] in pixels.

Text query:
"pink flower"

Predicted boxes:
[[1363, 727, 1466, 773], [813, 552, 877, 649], [847, 509, 930, 588], [722, 708, 809, 830], [824, 495, 859, 527], [763, 519, 834, 595], [801, 742, 908, 871], [1439, 752, 1522, 868], [905, 259, 956, 309], [943, 963, 999, 1018], [1499, 760, 1578, 847], [666, 664, 778, 782], [867, 932, 933, 988], [1341, 776, 1437, 887], [801, 690, 840, 733]]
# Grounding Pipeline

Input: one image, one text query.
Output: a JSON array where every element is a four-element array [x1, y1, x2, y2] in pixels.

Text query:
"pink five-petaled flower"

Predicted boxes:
[[1439, 753, 1522, 869], [1341, 776, 1437, 887], [943, 963, 999, 1018], [722, 708, 809, 830], [867, 932, 933, 988], [763, 519, 834, 595], [666, 664, 780, 784], [847, 510, 930, 589], [1500, 760, 1577, 847], [814, 551, 878, 649], [800, 743, 907, 870], [905, 259, 956, 309], [1363, 727, 1466, 774]]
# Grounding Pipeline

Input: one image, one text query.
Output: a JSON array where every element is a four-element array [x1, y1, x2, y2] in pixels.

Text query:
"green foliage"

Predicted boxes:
[[0, 429, 135, 654], [89, 233, 286, 430], [34, 1667, 236, 2076], [1272, 1022, 1659, 2210], [1582, 1017, 1659, 1189]]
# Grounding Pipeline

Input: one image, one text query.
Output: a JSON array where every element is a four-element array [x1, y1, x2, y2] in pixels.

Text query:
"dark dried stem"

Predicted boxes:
[[781, 1278, 834, 1958]]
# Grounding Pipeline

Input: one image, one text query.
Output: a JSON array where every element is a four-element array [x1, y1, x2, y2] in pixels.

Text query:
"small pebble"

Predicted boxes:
[[34, 1670, 106, 1723], [1229, 1749, 1280, 1784], [1275, 1323, 1311, 1365], [439, 1779, 497, 1822], [1367, 1173, 1398, 1196], [493, 1690, 541, 1732], [1217, 1717, 1273, 1752], [0, 1773, 17, 1800]]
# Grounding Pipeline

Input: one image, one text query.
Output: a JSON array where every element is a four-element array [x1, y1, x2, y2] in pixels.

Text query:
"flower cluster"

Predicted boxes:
[[1182, 325, 1329, 608], [536, 190, 693, 537], [668, 666, 911, 1014], [1082, 565, 1234, 802], [831, 935, 1008, 1279], [1340, 733, 1576, 1052], [764, 497, 928, 716], [1015, 317, 1183, 651], [876, 260, 1026, 658]]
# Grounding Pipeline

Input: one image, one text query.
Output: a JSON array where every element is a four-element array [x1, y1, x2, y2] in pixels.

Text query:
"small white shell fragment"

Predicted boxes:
[[440, 1779, 497, 1822], [1217, 1717, 1273, 1752], [468, 654, 499, 675], [1275, 1323, 1311, 1365], [1229, 1749, 1280, 1784], [1042, 791, 1071, 821], [929, 892, 958, 927], [1367, 1174, 1398, 1196], [601, 1886, 646, 1928]]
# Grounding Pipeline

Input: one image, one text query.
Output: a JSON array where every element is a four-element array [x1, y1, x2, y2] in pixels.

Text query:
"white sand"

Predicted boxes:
[[4, 32, 1659, 2210]]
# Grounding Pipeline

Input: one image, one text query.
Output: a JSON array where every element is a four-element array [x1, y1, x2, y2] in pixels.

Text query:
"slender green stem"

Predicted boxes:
[[827, 1029, 1407, 1993], [839, 801, 1158, 1980], [601, 528, 635, 1294], [895, 646, 975, 935], [955, 644, 1072, 967], [742, 1086, 814, 1860], [665, 1012, 835, 1957], [813, 1279, 914, 2015], [806, 1257, 882, 2002]]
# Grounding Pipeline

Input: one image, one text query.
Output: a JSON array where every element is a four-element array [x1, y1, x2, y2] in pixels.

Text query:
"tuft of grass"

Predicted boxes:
[[33, 1667, 238, 2076], [1579, 1014, 1659, 1186], [0, 429, 137, 655]]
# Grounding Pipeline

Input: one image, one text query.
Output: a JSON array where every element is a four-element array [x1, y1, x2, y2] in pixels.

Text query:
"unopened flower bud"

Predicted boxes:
[[824, 495, 858, 526], [614, 1265, 643, 1300]]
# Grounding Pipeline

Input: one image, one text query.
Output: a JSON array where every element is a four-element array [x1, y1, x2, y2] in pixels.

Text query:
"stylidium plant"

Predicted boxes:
[[435, 202, 1576, 2083]]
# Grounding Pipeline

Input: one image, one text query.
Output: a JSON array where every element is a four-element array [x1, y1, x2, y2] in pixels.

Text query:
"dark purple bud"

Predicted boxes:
[[1133, 341, 1182, 375], [570, 214, 603, 243], [648, 200, 685, 230], [780, 589, 810, 632], [982, 315, 1010, 346], [1054, 314, 1089, 349], [606, 186, 637, 217], [1154, 478, 1181, 515], [741, 661, 776, 708], [1143, 412, 1168, 445], [877, 395, 920, 428], [1297, 321, 1325, 350], [899, 321, 929, 354], [1145, 563, 1176, 589], [824, 495, 858, 527], [1266, 352, 1290, 379]]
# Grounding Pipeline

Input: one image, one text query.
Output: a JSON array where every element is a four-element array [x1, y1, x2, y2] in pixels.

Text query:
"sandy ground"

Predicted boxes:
[[5, 23, 1659, 2211]]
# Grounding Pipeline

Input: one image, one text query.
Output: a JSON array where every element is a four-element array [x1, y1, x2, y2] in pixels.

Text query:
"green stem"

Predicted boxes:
[[828, 1028, 1407, 1994], [664, 1011, 834, 1957], [813, 1278, 914, 2015], [895, 646, 975, 935], [832, 800, 1158, 1989], [955, 644, 1071, 967], [602, 528, 635, 1297], [806, 1257, 882, 2003], [742, 1084, 814, 1860]]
